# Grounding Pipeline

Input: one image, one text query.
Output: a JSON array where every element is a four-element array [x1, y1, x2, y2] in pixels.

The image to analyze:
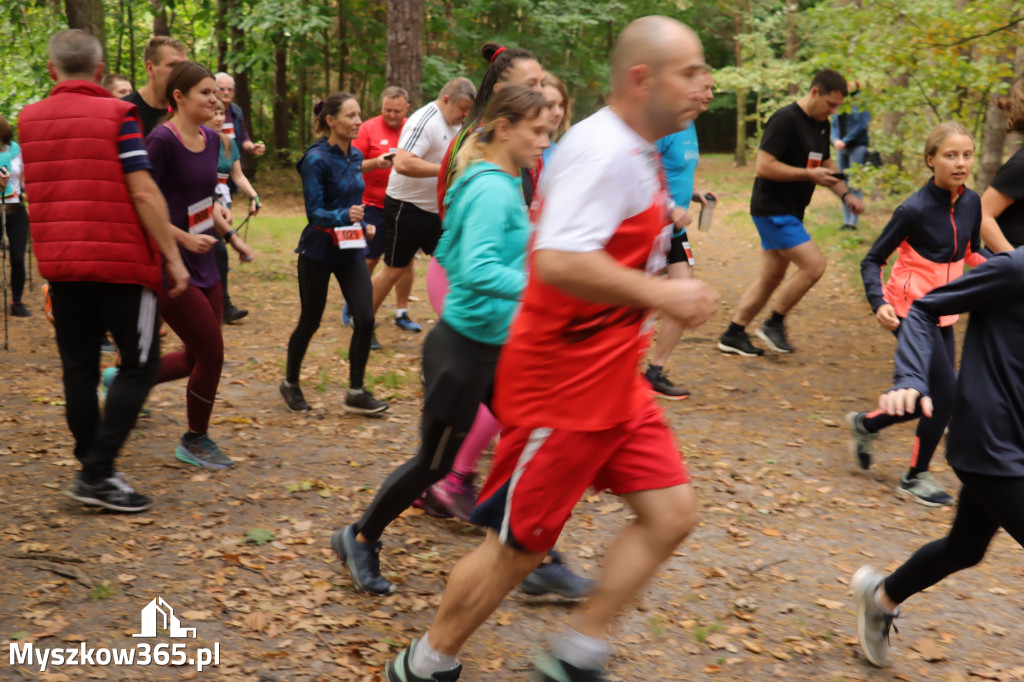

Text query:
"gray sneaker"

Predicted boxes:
[[851, 566, 899, 667], [845, 412, 878, 470], [175, 433, 236, 469], [897, 472, 954, 507]]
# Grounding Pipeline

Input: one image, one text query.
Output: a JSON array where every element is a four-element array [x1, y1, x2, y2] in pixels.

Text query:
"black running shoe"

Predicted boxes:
[[644, 367, 690, 400], [10, 302, 31, 317], [331, 524, 396, 595], [533, 651, 607, 682], [718, 328, 764, 357], [65, 474, 153, 512], [756, 321, 793, 353], [520, 550, 595, 598], [845, 412, 877, 470], [279, 381, 312, 413], [370, 332, 382, 351], [344, 388, 388, 415], [224, 305, 249, 324], [386, 639, 462, 681]]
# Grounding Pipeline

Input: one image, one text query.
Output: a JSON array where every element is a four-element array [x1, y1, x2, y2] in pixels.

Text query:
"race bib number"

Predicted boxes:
[[644, 223, 673, 276], [334, 225, 367, 250], [187, 196, 214, 234], [223, 121, 236, 139]]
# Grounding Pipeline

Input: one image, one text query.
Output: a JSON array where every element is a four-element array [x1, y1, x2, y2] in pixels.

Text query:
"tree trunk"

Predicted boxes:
[[387, 0, 423, 107], [882, 73, 910, 170], [784, 0, 800, 96], [735, 89, 748, 167], [273, 35, 289, 161], [64, 0, 107, 59], [230, 4, 256, 179], [977, 92, 1008, 193], [216, 0, 229, 71], [338, 0, 349, 92], [152, 0, 169, 36]]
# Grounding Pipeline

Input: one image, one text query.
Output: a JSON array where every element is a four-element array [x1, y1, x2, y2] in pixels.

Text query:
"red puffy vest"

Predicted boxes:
[[18, 80, 162, 292]]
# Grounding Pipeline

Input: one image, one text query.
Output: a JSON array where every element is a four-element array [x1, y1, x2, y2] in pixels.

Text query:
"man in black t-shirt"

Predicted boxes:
[[719, 69, 865, 356], [122, 36, 187, 136]]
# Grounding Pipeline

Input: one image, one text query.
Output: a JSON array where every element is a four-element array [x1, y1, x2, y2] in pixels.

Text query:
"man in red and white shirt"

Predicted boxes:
[[352, 86, 418, 333], [384, 16, 718, 682]]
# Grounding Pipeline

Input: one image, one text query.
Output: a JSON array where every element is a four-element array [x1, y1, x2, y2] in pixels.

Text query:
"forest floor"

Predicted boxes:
[[2, 156, 1023, 682]]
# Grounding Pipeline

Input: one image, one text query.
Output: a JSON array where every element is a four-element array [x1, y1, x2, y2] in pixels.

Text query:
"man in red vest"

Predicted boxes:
[[19, 29, 188, 513]]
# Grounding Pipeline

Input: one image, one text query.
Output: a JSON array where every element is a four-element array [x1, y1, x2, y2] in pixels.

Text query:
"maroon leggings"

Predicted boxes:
[[156, 282, 224, 434]]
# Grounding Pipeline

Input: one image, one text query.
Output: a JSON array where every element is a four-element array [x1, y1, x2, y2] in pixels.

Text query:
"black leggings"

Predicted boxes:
[[884, 469, 1024, 604], [286, 255, 373, 389], [356, 320, 500, 542], [862, 324, 956, 474], [3, 207, 29, 304]]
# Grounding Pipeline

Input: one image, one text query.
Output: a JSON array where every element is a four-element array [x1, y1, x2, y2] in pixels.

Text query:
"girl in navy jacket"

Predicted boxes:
[[846, 122, 986, 506]]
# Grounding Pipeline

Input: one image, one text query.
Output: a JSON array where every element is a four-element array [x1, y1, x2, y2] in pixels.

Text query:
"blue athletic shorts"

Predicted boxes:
[[752, 214, 811, 251]]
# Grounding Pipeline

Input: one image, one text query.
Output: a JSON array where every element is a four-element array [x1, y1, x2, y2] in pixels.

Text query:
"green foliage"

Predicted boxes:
[[242, 528, 275, 545], [89, 580, 116, 600]]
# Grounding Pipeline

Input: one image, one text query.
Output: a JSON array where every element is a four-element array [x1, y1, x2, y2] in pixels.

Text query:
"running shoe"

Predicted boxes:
[[520, 550, 595, 599], [64, 473, 153, 513], [845, 411, 877, 470], [174, 433, 236, 469], [370, 332, 382, 351], [851, 565, 899, 667], [417, 487, 454, 519], [342, 303, 353, 327], [756, 320, 793, 353], [331, 524, 396, 595], [100, 336, 117, 353], [425, 471, 478, 522], [644, 366, 690, 400], [897, 472, 954, 507], [717, 328, 764, 357], [279, 381, 312, 413], [10, 302, 31, 317], [224, 305, 249, 324], [344, 388, 389, 415], [841, 223, 858, 231], [533, 651, 607, 682], [386, 639, 462, 681], [395, 312, 423, 333]]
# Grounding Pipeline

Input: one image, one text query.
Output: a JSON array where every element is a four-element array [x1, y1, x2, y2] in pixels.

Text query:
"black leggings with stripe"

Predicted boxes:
[[355, 320, 499, 542]]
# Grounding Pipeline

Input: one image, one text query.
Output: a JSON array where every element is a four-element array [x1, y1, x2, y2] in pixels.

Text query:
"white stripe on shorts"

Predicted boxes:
[[499, 427, 552, 546], [136, 289, 157, 367]]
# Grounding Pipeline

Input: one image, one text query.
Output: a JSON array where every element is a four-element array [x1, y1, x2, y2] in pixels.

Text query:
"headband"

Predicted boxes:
[[490, 46, 507, 64]]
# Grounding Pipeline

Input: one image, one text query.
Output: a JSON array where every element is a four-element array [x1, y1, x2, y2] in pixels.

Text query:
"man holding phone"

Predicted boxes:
[[718, 69, 865, 356], [351, 86, 413, 339]]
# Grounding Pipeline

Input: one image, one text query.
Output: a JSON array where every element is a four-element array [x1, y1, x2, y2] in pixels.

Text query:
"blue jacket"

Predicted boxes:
[[893, 248, 1024, 477], [831, 98, 870, 148], [295, 137, 368, 265], [436, 162, 529, 346]]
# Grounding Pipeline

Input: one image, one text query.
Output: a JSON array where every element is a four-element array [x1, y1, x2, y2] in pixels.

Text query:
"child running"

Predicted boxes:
[[845, 122, 986, 506], [331, 85, 555, 597], [145, 61, 255, 469], [280, 93, 388, 416], [851, 244, 1024, 667]]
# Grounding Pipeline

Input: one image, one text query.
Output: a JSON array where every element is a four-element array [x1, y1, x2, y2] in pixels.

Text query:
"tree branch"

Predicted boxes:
[[922, 15, 1024, 48]]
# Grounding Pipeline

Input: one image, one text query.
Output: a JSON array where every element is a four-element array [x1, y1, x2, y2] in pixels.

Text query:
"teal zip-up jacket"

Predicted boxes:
[[436, 161, 529, 346]]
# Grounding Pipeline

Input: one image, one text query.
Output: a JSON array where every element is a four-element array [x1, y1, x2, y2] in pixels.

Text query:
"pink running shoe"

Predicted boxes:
[[427, 471, 479, 522]]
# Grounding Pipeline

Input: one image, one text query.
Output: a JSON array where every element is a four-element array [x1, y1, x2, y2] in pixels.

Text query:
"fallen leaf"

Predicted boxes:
[[912, 638, 947, 662]]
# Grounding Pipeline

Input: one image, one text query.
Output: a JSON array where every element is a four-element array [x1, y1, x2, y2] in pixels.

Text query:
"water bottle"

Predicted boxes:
[[698, 194, 716, 232]]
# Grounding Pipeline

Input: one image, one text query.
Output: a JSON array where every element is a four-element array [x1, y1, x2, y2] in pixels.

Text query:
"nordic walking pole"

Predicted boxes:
[[27, 231, 33, 293], [1, 189, 8, 351]]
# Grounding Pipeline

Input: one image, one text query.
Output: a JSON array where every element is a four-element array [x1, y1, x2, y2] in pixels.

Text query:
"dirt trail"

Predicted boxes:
[[2, 158, 1023, 681]]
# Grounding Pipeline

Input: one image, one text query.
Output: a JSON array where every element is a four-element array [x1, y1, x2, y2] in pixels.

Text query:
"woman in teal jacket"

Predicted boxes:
[[331, 85, 552, 597]]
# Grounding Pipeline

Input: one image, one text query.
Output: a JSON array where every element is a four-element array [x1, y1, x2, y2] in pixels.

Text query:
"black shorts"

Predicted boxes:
[[383, 195, 442, 268], [364, 204, 387, 260], [668, 229, 695, 266]]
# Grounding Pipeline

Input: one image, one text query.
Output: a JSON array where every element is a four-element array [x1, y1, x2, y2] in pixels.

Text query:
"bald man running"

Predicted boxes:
[[382, 16, 717, 682]]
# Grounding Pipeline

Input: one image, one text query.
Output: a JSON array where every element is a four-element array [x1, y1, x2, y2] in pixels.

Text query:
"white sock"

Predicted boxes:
[[396, 308, 408, 318], [347, 387, 364, 397], [282, 380, 296, 388], [409, 633, 457, 677], [552, 628, 609, 671]]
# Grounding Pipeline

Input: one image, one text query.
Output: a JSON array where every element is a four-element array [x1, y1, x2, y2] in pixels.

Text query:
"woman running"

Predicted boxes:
[[145, 61, 255, 469], [845, 121, 986, 505], [978, 85, 1024, 252], [280, 93, 388, 416], [331, 85, 552, 595], [852, 244, 1024, 668], [209, 99, 260, 324], [422, 42, 545, 518]]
